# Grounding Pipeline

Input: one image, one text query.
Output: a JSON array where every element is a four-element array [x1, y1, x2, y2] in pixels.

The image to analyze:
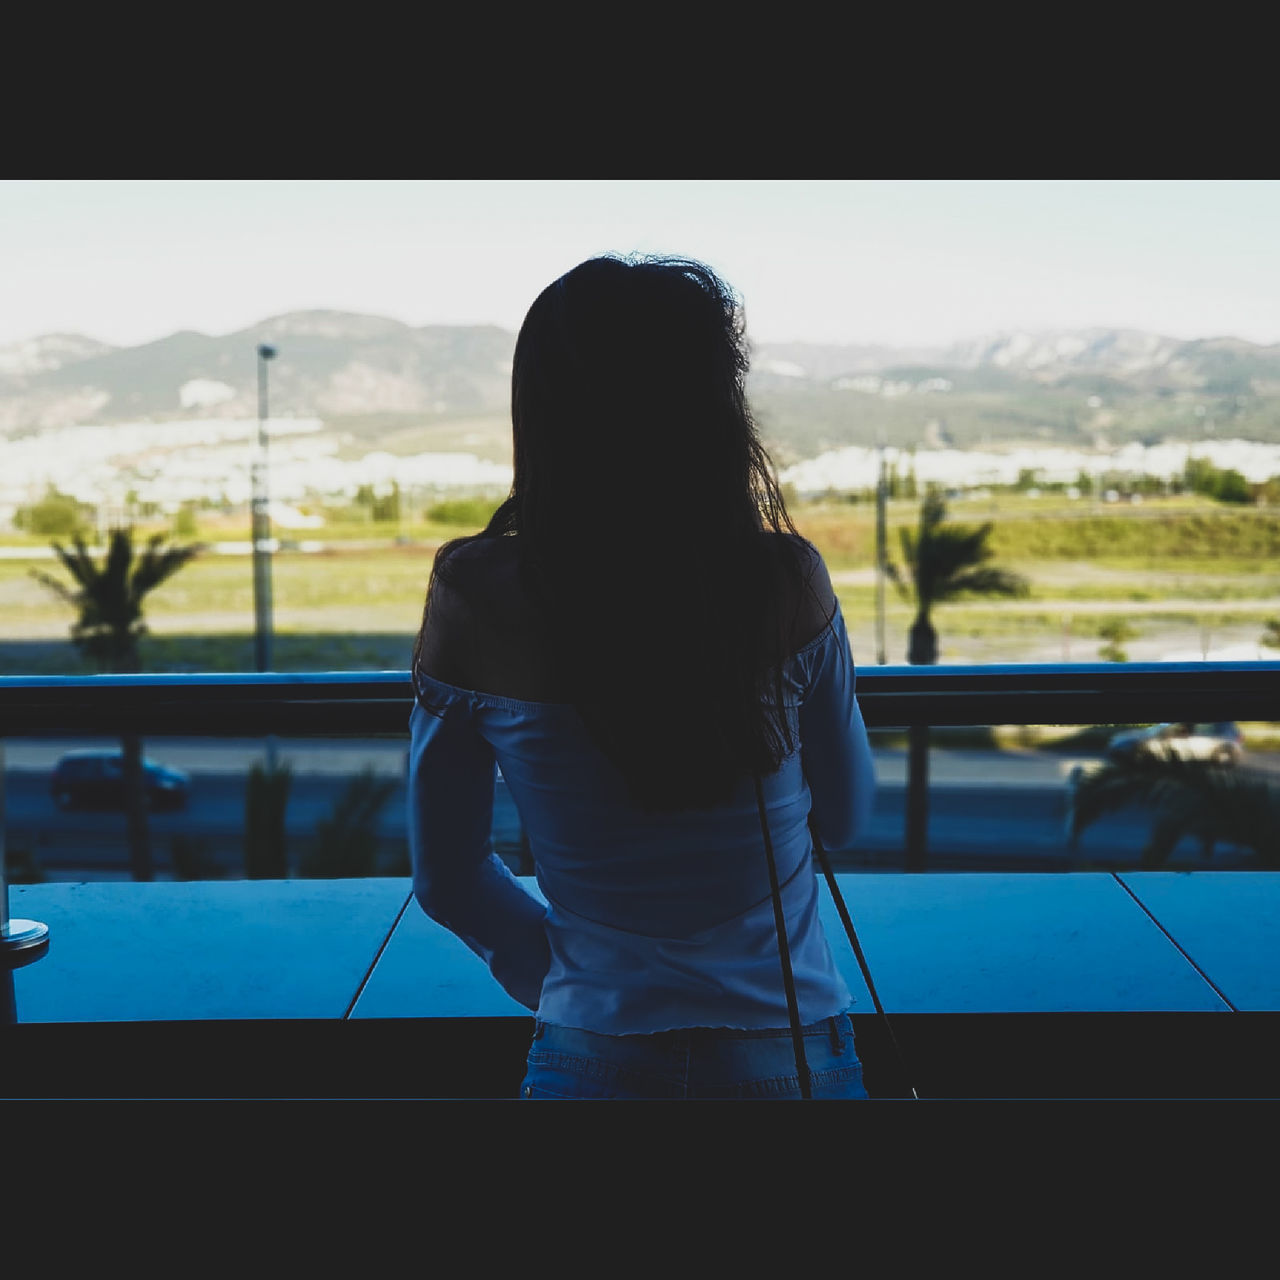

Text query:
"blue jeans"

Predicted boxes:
[[520, 1014, 868, 1100]]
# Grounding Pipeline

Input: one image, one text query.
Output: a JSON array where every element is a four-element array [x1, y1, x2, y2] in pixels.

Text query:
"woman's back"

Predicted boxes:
[[409, 533, 874, 1032]]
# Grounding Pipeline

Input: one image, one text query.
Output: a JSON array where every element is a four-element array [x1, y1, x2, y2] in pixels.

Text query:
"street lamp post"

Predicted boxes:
[[252, 344, 277, 673], [875, 427, 887, 665]]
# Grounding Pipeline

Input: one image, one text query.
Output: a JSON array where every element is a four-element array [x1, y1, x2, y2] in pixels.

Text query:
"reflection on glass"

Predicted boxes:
[[1063, 720, 1276, 872], [861, 721, 1277, 873], [4, 735, 439, 884], [4, 722, 1277, 881]]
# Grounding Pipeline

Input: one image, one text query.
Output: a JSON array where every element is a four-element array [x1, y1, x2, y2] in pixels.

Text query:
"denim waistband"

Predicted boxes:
[[534, 1015, 851, 1043]]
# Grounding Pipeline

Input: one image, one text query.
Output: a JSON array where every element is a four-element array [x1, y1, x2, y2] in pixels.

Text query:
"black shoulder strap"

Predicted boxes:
[[754, 775, 812, 1100], [808, 815, 919, 1100], [756, 775, 919, 1101]]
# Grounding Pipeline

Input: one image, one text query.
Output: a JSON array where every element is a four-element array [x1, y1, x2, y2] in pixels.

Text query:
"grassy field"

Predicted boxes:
[[2, 493, 1278, 673], [793, 494, 1280, 570], [2, 544, 435, 636], [799, 495, 1280, 664]]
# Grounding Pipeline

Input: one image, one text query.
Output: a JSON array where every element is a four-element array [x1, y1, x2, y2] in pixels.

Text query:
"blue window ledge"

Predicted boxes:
[[6, 873, 1280, 1099]]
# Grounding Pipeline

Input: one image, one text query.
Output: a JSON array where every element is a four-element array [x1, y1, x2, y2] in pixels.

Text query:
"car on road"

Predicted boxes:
[[50, 749, 191, 812], [1104, 722, 1243, 767]]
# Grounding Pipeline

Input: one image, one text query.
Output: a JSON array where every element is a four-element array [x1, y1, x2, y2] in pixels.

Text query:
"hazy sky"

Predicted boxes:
[[4, 180, 1280, 351]]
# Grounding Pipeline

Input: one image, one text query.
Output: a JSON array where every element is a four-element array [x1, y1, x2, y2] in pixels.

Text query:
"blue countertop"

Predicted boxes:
[[7, 872, 1258, 1024]]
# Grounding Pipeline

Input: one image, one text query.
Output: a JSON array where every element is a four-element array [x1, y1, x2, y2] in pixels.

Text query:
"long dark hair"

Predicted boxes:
[[414, 254, 821, 810]]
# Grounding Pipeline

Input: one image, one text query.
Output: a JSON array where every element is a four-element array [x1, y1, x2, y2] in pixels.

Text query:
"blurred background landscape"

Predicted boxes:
[[4, 306, 1280, 671], [6, 180, 1280, 882]]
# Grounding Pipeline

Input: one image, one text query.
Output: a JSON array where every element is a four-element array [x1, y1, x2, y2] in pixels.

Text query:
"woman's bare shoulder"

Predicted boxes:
[[433, 536, 521, 601], [420, 537, 540, 691], [436, 533, 518, 570], [761, 532, 836, 650]]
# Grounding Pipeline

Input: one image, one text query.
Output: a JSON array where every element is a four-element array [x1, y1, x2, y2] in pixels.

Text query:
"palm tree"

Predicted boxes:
[[1068, 754, 1280, 868], [889, 488, 1029, 666], [1098, 618, 1139, 663], [887, 489, 1029, 869], [32, 528, 202, 880], [301, 767, 399, 878]]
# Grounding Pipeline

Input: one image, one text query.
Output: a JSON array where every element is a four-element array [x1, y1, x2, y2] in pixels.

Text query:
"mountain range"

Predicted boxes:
[[4, 312, 1280, 461]]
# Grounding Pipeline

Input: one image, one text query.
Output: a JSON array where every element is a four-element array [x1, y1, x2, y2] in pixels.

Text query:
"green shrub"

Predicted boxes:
[[1213, 469, 1252, 504], [301, 767, 398, 878], [170, 834, 224, 881], [244, 759, 292, 879], [172, 503, 199, 538], [426, 497, 500, 528], [1098, 618, 1139, 662], [13, 485, 95, 538]]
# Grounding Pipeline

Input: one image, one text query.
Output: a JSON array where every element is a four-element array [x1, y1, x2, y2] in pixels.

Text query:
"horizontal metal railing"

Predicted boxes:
[[1, 662, 1279, 734]]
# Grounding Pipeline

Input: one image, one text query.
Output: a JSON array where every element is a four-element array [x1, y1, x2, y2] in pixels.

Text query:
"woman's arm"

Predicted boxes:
[[796, 559, 876, 851], [407, 699, 550, 1012]]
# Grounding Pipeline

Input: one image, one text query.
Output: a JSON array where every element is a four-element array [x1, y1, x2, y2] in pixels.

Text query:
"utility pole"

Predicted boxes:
[[875, 428, 887, 665], [252, 344, 277, 673]]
